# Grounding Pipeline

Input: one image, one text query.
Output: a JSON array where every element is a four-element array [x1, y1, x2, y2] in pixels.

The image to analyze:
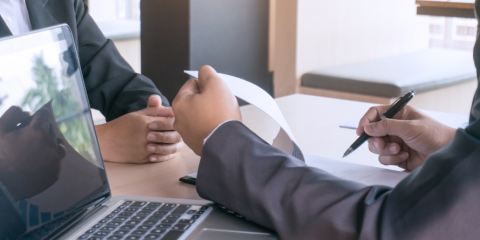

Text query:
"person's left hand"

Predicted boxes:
[[172, 65, 241, 155], [96, 95, 184, 163]]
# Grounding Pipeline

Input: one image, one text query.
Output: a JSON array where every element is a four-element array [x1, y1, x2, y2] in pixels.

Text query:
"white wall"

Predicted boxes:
[[274, 0, 430, 97], [88, 0, 141, 74], [88, 0, 118, 22]]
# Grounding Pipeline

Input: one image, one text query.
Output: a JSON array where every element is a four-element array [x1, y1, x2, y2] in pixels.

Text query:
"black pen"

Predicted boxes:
[[343, 90, 416, 158]]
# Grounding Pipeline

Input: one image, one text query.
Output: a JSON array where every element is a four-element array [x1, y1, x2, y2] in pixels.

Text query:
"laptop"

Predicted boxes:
[[0, 24, 277, 240]]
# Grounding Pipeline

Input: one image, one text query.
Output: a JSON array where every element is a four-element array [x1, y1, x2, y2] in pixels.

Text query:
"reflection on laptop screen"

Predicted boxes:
[[0, 26, 109, 239]]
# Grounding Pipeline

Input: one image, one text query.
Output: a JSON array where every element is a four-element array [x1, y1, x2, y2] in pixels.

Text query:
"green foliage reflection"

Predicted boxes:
[[22, 53, 95, 163]]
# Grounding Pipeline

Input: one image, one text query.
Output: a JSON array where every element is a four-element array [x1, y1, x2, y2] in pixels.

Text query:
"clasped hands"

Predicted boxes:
[[96, 66, 238, 164], [96, 95, 184, 164]]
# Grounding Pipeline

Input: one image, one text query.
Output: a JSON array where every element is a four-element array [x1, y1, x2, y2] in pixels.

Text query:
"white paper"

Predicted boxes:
[[187, 172, 198, 178], [340, 109, 469, 130], [185, 71, 304, 161], [305, 154, 408, 187]]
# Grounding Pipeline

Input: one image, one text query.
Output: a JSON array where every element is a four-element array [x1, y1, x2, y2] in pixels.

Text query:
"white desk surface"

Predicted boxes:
[[104, 94, 401, 200]]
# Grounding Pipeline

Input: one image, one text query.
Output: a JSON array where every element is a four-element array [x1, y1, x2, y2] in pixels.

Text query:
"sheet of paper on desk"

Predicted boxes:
[[340, 109, 469, 130], [305, 154, 408, 188], [187, 172, 198, 178]]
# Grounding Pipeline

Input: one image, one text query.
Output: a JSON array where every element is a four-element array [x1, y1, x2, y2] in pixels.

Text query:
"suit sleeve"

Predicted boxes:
[[196, 121, 480, 240], [72, 1, 168, 121]]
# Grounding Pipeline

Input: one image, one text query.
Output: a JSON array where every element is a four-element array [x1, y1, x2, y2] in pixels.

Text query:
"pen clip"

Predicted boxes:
[[383, 95, 403, 116], [390, 96, 402, 107]]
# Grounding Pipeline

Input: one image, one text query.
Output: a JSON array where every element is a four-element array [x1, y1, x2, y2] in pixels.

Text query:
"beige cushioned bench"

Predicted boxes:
[[300, 49, 477, 114]]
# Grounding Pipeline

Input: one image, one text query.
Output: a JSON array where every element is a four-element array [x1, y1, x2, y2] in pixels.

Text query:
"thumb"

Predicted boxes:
[[364, 118, 415, 138], [142, 95, 174, 117], [148, 95, 162, 108], [197, 65, 221, 93]]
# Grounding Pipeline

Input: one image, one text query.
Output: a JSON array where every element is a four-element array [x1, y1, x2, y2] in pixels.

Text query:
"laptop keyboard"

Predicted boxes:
[[77, 201, 211, 240]]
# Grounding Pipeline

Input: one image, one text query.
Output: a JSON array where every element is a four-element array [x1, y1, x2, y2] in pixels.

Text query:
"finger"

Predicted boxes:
[[147, 131, 182, 144], [148, 95, 162, 108], [172, 78, 200, 108], [368, 138, 401, 155], [356, 106, 390, 136], [149, 153, 178, 162], [356, 104, 413, 136], [172, 78, 201, 118], [179, 78, 201, 96], [367, 137, 385, 153], [378, 152, 409, 166], [364, 118, 416, 138], [148, 117, 175, 131], [146, 142, 182, 155], [397, 160, 412, 171], [141, 105, 174, 117]]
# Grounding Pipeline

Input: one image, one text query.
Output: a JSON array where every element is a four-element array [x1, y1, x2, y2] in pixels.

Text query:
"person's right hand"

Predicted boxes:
[[357, 105, 456, 171]]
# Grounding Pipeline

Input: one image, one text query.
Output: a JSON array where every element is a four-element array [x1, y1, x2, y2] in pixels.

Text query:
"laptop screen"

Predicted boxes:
[[0, 25, 110, 239]]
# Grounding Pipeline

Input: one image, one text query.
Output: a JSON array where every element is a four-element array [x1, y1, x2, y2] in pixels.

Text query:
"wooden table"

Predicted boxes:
[[416, 0, 475, 18], [105, 94, 398, 200]]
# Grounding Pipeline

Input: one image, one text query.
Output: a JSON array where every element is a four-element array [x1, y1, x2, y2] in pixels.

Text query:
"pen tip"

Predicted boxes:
[[343, 148, 353, 158]]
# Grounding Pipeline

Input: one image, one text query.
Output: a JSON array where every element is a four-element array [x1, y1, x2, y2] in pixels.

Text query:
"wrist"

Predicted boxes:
[[95, 123, 114, 161], [435, 125, 456, 151], [444, 126, 456, 145], [204, 119, 236, 144]]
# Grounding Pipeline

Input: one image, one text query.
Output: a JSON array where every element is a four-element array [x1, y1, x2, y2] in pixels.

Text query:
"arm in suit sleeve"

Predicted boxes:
[[196, 121, 480, 240], [72, 1, 168, 121]]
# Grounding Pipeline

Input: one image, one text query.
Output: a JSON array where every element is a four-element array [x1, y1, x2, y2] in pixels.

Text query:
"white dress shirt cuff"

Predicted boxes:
[[204, 119, 236, 144]]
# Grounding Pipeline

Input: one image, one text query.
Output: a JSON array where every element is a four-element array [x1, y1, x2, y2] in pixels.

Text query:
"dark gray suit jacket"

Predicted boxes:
[[0, 0, 168, 121], [196, 14, 480, 240]]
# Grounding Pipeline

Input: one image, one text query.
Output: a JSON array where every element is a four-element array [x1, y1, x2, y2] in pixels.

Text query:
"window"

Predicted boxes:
[[429, 16, 477, 51], [88, 0, 140, 22], [429, 16, 445, 39], [116, 0, 140, 20]]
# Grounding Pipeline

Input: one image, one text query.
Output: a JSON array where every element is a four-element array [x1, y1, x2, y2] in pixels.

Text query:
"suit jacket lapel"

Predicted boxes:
[[25, 0, 59, 30], [0, 16, 12, 38]]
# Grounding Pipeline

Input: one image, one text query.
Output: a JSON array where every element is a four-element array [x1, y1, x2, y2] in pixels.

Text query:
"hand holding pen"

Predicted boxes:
[[347, 90, 457, 171], [343, 91, 416, 158]]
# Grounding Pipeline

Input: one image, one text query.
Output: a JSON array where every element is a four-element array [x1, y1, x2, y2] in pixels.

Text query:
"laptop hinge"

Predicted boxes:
[[95, 196, 109, 207], [42, 196, 111, 240]]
